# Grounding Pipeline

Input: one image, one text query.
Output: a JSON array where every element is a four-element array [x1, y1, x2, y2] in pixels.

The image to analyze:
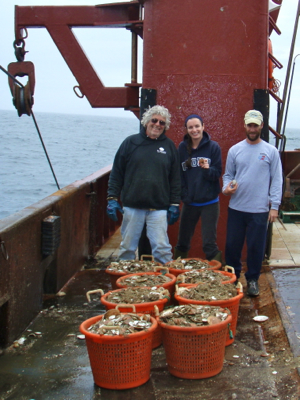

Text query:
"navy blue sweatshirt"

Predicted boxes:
[[178, 131, 222, 204]]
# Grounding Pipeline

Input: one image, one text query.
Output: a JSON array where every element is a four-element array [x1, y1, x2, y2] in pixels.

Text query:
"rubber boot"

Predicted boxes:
[[173, 247, 188, 260], [210, 250, 223, 264]]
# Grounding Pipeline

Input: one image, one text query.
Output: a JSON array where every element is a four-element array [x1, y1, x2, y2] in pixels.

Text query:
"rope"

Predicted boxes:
[[0, 65, 60, 190]]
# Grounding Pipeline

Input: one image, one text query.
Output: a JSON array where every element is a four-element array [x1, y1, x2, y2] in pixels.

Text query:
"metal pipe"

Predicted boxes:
[[131, 31, 138, 83], [280, 53, 300, 151], [277, 0, 300, 135], [286, 161, 300, 179], [130, 3, 143, 85]]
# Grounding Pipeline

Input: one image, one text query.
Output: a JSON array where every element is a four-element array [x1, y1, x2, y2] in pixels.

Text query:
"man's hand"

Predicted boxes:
[[268, 209, 278, 223], [106, 199, 124, 222], [167, 205, 180, 225], [223, 180, 238, 195]]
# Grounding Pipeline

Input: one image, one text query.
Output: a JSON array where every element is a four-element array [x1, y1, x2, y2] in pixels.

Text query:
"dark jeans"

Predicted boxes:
[[176, 202, 220, 260], [225, 208, 269, 281]]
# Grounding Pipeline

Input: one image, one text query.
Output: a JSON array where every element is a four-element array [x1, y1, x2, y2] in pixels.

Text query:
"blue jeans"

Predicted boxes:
[[176, 202, 220, 259], [119, 207, 172, 264], [225, 208, 269, 281]]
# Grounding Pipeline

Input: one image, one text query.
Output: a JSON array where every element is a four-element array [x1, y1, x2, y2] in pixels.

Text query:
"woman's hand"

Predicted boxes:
[[199, 158, 209, 169]]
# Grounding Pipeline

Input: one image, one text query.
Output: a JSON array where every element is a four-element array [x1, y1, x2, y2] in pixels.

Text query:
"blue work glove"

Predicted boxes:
[[167, 205, 180, 225], [106, 199, 124, 222]]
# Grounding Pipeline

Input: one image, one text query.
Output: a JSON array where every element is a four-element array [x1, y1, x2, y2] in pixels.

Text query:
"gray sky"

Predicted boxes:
[[0, 0, 299, 127], [269, 0, 300, 130]]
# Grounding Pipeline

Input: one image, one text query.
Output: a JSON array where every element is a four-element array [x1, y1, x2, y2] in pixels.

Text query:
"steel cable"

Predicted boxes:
[[0, 64, 60, 190]]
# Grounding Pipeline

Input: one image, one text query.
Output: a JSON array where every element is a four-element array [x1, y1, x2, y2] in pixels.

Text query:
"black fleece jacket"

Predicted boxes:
[[108, 127, 181, 209], [178, 131, 222, 204]]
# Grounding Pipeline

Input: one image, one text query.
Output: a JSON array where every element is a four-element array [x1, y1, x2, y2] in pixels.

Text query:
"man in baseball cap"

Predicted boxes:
[[243, 110, 264, 143], [222, 109, 282, 297]]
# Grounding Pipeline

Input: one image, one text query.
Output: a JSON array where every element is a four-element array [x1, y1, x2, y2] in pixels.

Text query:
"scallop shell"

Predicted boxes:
[[207, 316, 221, 325], [104, 309, 121, 319], [77, 334, 85, 340], [160, 308, 174, 317], [253, 315, 269, 322]]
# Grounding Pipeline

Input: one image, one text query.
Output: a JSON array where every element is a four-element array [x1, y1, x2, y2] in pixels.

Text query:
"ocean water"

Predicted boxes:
[[277, 128, 300, 151], [1, 109, 300, 220], [0, 109, 139, 219]]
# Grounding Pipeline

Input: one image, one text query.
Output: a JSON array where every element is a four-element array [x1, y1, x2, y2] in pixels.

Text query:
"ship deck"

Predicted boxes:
[[0, 220, 300, 400]]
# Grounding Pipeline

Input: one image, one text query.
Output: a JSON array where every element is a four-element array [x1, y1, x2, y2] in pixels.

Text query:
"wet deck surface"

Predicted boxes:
[[271, 268, 300, 356], [1, 223, 300, 400]]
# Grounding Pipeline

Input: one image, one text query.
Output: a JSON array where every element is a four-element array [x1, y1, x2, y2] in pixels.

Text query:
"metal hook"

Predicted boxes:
[[13, 39, 28, 62], [20, 27, 28, 40]]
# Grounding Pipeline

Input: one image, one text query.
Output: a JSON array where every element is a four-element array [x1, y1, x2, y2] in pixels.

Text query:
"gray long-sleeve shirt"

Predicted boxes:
[[222, 139, 282, 212]]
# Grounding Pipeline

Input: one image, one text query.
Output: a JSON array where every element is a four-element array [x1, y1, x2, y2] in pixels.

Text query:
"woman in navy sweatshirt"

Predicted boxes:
[[174, 114, 222, 262]]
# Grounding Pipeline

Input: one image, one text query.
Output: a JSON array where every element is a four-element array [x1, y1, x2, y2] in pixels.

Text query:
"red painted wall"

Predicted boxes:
[[142, 0, 269, 257]]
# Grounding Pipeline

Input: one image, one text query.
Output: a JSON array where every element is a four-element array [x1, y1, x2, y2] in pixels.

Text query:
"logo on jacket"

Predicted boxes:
[[157, 147, 166, 154], [258, 153, 268, 161]]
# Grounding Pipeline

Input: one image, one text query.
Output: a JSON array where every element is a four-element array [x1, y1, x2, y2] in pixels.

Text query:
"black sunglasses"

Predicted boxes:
[[151, 118, 166, 126]]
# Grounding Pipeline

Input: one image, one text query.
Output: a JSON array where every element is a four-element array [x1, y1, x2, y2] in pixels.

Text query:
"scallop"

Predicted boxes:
[[253, 315, 269, 322]]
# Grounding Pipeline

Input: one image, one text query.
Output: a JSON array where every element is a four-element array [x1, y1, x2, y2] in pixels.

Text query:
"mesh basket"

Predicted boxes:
[[116, 271, 176, 297], [177, 269, 236, 287], [215, 270, 236, 284], [105, 268, 128, 290], [101, 288, 169, 349], [79, 314, 157, 389], [157, 313, 232, 379], [174, 284, 243, 346], [166, 258, 222, 277], [105, 257, 162, 289]]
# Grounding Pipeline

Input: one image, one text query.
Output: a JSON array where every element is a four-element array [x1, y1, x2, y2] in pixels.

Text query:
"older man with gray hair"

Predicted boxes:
[[106, 105, 181, 264]]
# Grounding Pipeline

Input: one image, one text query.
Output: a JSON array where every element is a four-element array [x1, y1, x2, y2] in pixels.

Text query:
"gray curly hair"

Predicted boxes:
[[141, 105, 171, 130]]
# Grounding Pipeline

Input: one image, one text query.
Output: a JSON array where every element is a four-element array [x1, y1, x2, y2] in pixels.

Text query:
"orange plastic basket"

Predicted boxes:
[[214, 270, 236, 284], [101, 288, 169, 349], [177, 267, 236, 287], [174, 283, 243, 346], [80, 314, 157, 389], [105, 257, 162, 289], [157, 312, 232, 379], [166, 258, 222, 277], [105, 268, 128, 290], [116, 271, 176, 297]]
